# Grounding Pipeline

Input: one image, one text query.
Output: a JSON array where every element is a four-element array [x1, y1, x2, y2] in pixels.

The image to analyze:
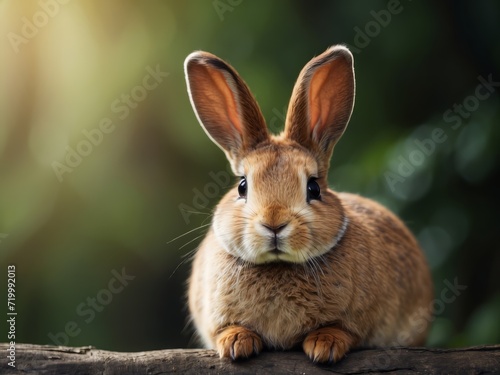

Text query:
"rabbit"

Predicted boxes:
[[183, 45, 433, 364]]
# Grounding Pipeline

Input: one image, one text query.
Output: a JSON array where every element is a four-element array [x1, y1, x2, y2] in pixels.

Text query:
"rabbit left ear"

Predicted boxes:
[[284, 46, 355, 169], [184, 51, 269, 165]]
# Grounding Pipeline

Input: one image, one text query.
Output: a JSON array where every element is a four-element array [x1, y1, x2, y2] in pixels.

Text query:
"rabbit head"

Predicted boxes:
[[185, 46, 354, 264]]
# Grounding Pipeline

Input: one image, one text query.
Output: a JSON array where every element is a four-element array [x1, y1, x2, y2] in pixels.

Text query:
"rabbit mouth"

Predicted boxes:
[[269, 248, 285, 255]]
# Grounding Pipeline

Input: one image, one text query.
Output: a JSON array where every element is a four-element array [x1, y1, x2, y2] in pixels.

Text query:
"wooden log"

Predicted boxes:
[[1, 343, 499, 374]]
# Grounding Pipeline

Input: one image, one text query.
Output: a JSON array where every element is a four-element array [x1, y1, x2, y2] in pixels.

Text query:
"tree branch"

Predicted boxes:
[[1, 343, 499, 374]]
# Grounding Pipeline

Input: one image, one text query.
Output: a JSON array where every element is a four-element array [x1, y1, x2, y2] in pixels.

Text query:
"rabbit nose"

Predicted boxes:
[[261, 222, 288, 235]]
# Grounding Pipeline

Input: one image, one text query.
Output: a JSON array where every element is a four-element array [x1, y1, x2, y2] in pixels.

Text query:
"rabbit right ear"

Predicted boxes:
[[284, 46, 355, 174], [184, 52, 269, 166]]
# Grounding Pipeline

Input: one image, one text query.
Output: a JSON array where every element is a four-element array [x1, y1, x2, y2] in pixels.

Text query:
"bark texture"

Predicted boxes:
[[1, 343, 499, 374]]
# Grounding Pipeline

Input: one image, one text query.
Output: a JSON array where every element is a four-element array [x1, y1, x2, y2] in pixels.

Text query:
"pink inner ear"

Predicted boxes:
[[208, 68, 242, 132], [190, 62, 242, 134], [308, 64, 331, 135], [307, 59, 346, 136]]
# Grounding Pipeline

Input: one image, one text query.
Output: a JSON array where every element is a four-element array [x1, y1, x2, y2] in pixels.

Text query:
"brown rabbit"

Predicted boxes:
[[184, 45, 433, 363]]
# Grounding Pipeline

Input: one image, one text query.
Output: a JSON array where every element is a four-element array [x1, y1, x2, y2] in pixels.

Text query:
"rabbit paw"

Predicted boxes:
[[303, 326, 354, 363], [216, 326, 263, 360]]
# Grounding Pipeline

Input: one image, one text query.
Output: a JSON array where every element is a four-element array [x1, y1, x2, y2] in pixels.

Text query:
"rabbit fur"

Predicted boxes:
[[184, 45, 433, 363]]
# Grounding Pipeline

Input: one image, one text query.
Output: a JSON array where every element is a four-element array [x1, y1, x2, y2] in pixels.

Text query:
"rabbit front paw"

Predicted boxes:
[[216, 326, 263, 360], [303, 326, 355, 363]]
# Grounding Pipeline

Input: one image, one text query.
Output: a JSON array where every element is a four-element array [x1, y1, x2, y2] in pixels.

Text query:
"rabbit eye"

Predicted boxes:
[[238, 177, 247, 199], [307, 178, 321, 201]]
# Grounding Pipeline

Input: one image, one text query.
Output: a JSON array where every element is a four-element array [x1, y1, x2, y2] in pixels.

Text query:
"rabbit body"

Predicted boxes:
[[184, 46, 433, 363], [190, 190, 432, 349]]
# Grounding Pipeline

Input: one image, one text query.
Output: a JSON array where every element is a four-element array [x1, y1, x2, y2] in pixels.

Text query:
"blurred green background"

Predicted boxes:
[[0, 0, 499, 351]]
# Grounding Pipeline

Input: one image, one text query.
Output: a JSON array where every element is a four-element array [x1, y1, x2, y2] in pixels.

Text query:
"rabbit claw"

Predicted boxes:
[[216, 326, 263, 360]]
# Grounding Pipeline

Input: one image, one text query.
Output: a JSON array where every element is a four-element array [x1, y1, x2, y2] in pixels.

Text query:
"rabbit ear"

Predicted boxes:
[[185, 52, 268, 164], [284, 45, 355, 170]]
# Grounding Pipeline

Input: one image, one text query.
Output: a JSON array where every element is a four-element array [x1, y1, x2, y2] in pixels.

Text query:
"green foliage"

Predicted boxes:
[[0, 0, 498, 350]]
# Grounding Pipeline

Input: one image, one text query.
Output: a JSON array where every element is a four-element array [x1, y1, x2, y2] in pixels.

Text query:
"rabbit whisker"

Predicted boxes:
[[167, 223, 212, 244]]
